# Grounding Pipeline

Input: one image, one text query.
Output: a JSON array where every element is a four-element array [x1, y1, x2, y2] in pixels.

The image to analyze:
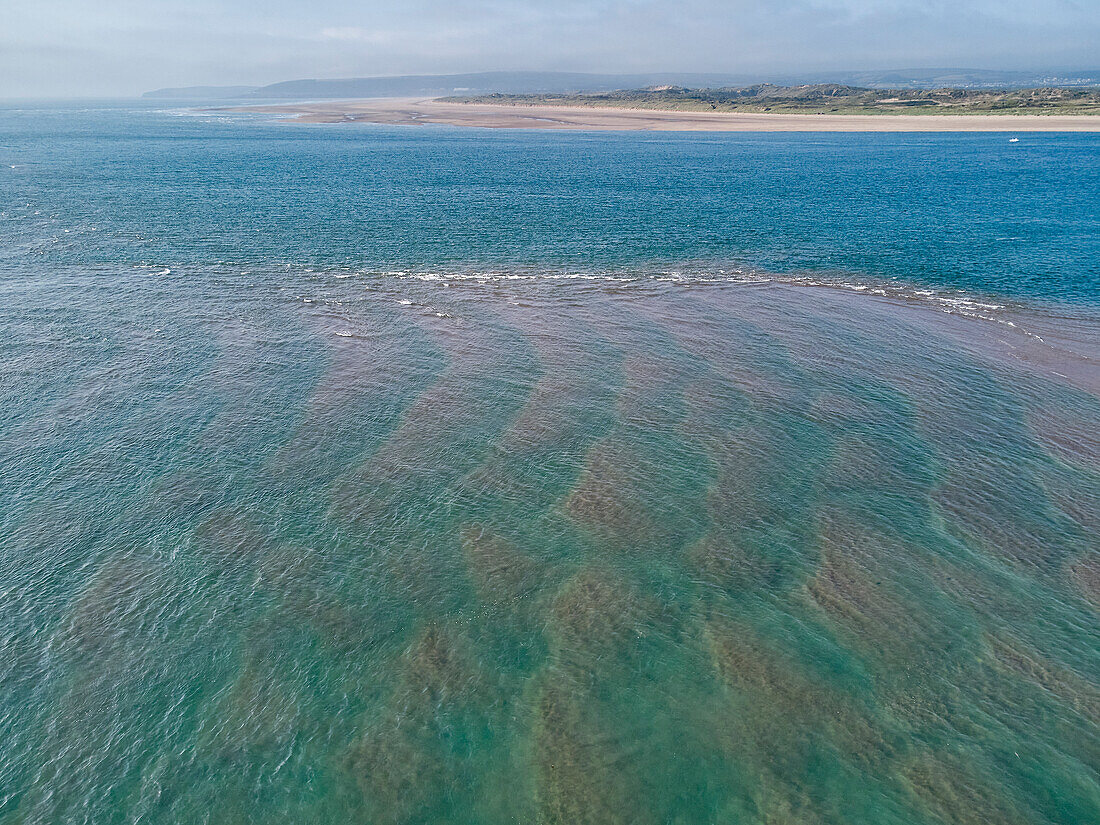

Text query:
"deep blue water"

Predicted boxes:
[[2, 100, 1098, 302], [1, 102, 1098, 825]]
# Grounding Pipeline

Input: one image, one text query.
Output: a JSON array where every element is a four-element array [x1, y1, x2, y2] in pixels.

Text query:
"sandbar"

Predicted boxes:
[[225, 97, 1100, 132]]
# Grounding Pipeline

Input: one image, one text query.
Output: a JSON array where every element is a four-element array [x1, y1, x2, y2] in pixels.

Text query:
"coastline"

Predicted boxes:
[[222, 97, 1100, 131]]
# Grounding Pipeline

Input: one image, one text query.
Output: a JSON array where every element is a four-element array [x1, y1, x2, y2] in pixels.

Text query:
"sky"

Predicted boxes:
[[2, 0, 1098, 97]]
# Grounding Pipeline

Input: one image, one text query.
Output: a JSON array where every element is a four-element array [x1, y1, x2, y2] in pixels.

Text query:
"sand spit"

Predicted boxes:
[[224, 97, 1100, 132]]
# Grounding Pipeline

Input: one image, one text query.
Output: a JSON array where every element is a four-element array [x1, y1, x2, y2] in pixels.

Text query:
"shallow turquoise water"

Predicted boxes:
[[1, 103, 1098, 824]]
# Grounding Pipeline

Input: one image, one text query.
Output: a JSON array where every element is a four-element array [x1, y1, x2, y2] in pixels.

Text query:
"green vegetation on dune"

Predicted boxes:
[[445, 84, 1100, 115]]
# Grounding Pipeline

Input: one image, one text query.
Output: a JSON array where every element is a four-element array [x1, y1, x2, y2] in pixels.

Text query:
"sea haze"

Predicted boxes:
[[1, 101, 1098, 824], [141, 68, 1100, 100]]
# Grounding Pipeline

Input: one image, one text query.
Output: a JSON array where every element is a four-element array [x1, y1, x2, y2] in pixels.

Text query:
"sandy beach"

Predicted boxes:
[[227, 97, 1100, 131]]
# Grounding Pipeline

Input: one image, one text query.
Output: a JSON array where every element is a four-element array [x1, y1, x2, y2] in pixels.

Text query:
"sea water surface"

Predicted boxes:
[[1, 101, 1098, 824]]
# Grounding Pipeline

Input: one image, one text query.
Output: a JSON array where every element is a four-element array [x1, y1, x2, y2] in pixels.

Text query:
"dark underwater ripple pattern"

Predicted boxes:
[[2, 271, 1098, 824], [0, 104, 1098, 824]]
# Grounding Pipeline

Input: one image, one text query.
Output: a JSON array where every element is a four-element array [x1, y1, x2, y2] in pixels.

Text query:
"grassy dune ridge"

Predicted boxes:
[[444, 84, 1100, 115]]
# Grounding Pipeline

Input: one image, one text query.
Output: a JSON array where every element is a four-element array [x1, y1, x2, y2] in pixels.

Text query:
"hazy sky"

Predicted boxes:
[[3, 0, 1098, 97]]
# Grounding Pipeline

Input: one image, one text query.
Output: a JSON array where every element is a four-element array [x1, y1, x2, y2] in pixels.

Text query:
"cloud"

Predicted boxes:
[[319, 27, 372, 41], [2, 0, 1097, 97]]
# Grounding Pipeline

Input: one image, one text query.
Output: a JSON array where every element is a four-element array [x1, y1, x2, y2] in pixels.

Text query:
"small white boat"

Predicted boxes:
[[1009, 137, 1020, 143]]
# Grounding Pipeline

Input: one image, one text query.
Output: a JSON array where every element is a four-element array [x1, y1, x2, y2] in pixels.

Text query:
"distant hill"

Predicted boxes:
[[237, 72, 763, 99], [142, 85, 260, 100], [144, 70, 1100, 101], [817, 68, 1100, 89]]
